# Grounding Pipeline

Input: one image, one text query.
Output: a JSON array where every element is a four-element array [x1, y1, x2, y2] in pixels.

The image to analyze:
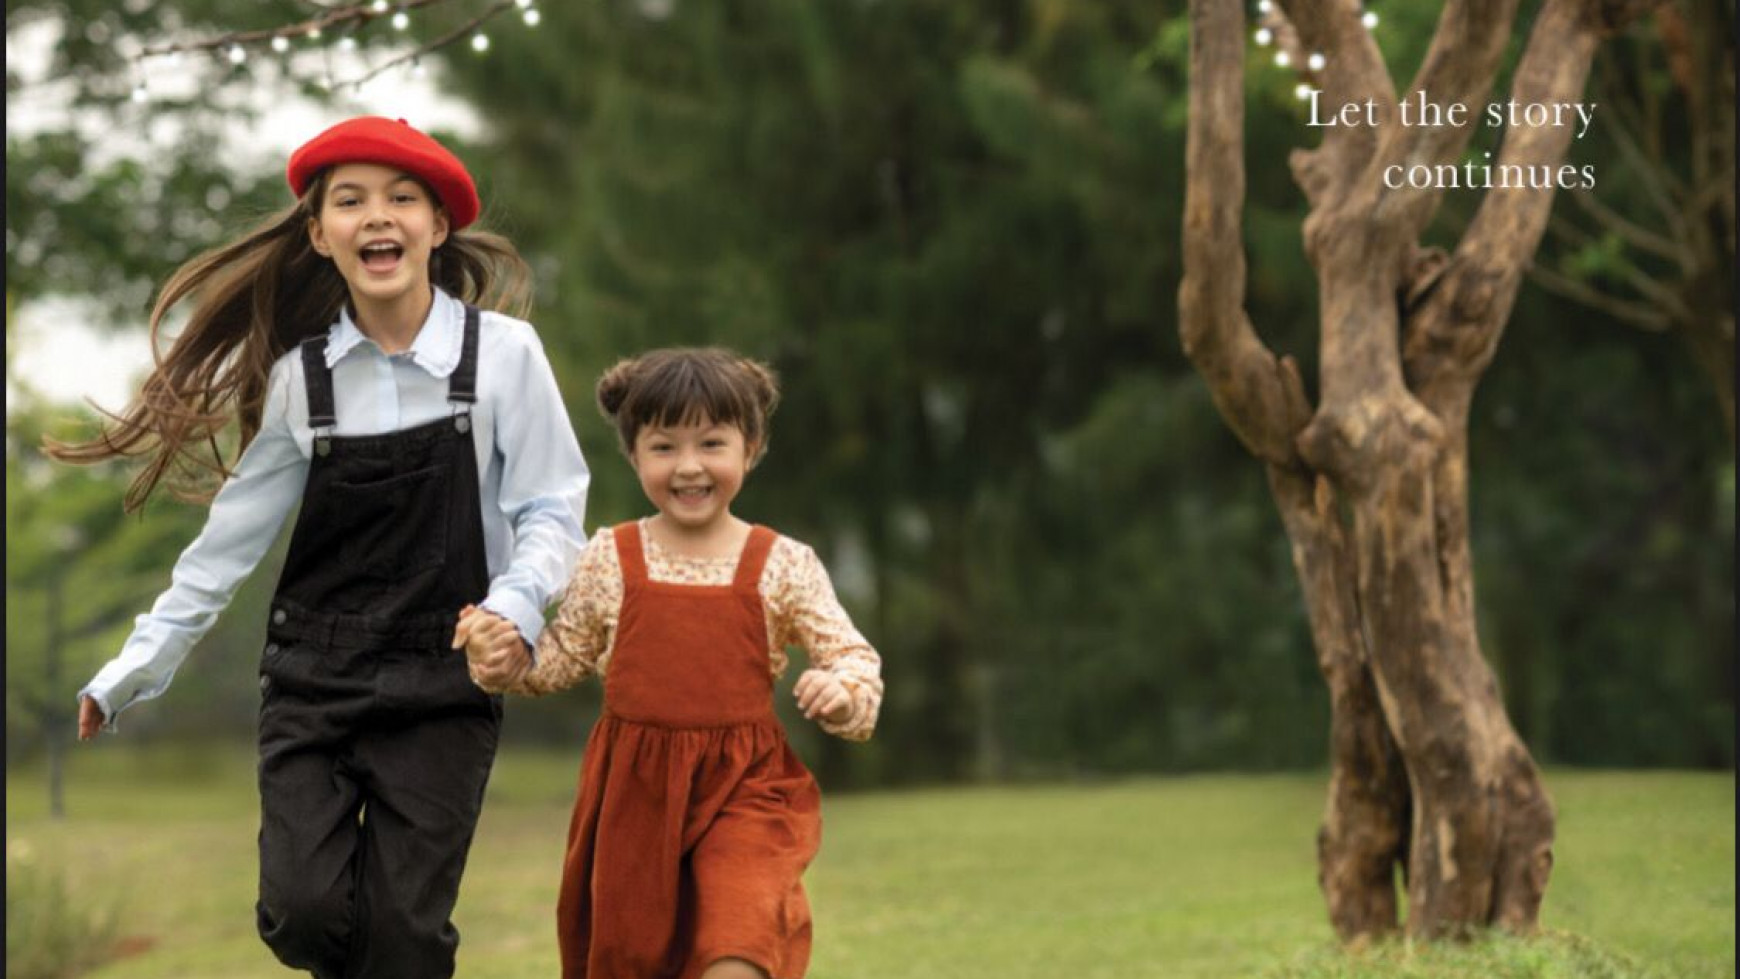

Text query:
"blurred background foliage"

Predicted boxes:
[[6, 0, 1732, 788]]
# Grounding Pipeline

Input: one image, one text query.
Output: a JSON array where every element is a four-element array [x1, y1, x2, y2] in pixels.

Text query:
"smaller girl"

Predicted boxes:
[[455, 347, 883, 979]]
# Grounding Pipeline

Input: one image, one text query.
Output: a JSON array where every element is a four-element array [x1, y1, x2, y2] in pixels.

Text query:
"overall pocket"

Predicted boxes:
[[327, 463, 453, 580]]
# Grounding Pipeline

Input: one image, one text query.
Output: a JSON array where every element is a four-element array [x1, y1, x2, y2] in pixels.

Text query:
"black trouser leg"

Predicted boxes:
[[346, 712, 499, 979], [257, 746, 363, 979]]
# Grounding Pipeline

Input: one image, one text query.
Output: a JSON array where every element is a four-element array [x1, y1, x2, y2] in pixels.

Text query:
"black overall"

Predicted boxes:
[[256, 305, 501, 979]]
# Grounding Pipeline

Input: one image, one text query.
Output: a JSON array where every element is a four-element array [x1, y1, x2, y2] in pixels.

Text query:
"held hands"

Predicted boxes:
[[793, 670, 853, 726], [77, 696, 105, 741], [452, 604, 532, 689]]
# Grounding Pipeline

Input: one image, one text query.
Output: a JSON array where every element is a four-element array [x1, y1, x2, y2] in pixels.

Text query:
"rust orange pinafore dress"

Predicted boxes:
[[557, 522, 823, 979]]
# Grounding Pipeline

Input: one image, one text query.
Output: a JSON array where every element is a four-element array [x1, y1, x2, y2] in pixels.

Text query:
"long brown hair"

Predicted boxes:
[[43, 170, 533, 512]]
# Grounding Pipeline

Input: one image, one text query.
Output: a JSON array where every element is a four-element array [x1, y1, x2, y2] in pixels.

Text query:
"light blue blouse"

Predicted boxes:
[[80, 288, 590, 728]]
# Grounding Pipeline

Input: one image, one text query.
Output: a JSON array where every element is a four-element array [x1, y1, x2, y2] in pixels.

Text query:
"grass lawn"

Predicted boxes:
[[7, 747, 1733, 978]]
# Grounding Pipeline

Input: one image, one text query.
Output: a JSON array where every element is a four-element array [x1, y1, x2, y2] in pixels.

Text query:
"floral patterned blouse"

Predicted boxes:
[[473, 520, 883, 741]]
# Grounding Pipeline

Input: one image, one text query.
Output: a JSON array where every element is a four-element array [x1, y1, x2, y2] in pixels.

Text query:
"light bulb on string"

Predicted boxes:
[[1254, 27, 1272, 46], [371, 0, 389, 13], [271, 35, 290, 53], [227, 44, 247, 65], [1307, 52, 1325, 71], [309, 26, 322, 39], [1295, 84, 1312, 100], [471, 33, 490, 53], [339, 36, 358, 52], [515, 0, 533, 8], [412, 59, 427, 79], [392, 11, 410, 30], [1257, 0, 1272, 11], [524, 8, 541, 26], [131, 80, 148, 103], [1274, 50, 1290, 67], [1362, 11, 1379, 28]]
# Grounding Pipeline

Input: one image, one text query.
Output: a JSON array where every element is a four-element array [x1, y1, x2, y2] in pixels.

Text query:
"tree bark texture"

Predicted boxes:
[[1180, 0, 1662, 941]]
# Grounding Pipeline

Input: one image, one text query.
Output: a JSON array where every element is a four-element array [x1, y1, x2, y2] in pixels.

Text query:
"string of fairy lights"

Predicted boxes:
[[1250, 0, 1381, 102], [127, 0, 543, 103], [121, 1, 1368, 104]]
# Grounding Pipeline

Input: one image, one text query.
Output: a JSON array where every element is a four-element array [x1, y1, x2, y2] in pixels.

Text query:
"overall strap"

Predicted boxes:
[[300, 336, 337, 455], [301, 305, 481, 450], [300, 337, 337, 428], [732, 526, 776, 591], [447, 304, 481, 408], [613, 522, 648, 586]]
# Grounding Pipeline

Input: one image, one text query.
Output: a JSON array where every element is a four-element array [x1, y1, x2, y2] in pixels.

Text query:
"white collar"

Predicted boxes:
[[323, 288, 465, 378]]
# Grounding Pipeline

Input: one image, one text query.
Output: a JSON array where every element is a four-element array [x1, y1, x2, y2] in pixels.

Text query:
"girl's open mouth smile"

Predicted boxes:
[[360, 241, 404, 273]]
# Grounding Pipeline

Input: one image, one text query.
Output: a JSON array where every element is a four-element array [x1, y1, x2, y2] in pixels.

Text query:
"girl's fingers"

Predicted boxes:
[[77, 698, 101, 740], [797, 674, 843, 718], [454, 608, 516, 650], [480, 636, 526, 679], [806, 679, 850, 721], [793, 670, 821, 704]]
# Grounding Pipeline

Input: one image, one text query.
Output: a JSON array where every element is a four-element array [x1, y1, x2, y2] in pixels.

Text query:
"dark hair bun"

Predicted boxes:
[[595, 359, 637, 418], [740, 357, 780, 418]]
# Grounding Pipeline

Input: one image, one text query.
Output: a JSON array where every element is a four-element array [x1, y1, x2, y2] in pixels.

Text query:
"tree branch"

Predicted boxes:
[[139, 0, 467, 58], [1273, 0, 1396, 205], [1546, 213, 1693, 320], [1403, 0, 1609, 385], [1566, 186, 1693, 266], [1180, 0, 1313, 468], [1524, 263, 1674, 330], [347, 0, 514, 87], [1595, 61, 1692, 236], [1397, 0, 1524, 163]]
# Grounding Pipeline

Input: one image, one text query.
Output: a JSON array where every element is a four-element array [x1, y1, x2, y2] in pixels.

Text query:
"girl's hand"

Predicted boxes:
[[77, 696, 105, 741], [793, 670, 852, 725], [452, 605, 531, 687]]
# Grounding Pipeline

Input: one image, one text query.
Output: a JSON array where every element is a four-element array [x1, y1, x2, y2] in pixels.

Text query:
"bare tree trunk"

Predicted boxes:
[[1182, 0, 1663, 941], [1181, 0, 1410, 939], [1267, 465, 1410, 940]]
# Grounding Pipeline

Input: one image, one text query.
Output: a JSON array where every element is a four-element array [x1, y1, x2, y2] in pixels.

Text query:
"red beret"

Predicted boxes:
[[286, 116, 481, 230]]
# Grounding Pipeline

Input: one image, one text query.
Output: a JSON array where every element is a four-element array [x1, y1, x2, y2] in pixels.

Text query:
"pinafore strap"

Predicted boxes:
[[611, 522, 775, 590], [613, 522, 648, 585], [732, 526, 776, 591]]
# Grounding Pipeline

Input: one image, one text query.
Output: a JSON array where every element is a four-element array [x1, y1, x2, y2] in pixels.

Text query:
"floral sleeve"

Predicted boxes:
[[473, 527, 620, 696], [768, 540, 883, 741]]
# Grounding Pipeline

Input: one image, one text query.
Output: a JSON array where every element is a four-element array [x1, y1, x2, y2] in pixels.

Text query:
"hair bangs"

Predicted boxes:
[[639, 358, 755, 435]]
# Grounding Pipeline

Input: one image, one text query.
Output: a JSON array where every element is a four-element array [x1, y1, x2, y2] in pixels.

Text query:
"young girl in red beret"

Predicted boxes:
[[454, 347, 883, 979], [51, 116, 589, 978]]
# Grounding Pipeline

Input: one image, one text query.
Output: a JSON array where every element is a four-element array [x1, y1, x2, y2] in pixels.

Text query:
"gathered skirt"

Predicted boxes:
[[556, 713, 823, 979]]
